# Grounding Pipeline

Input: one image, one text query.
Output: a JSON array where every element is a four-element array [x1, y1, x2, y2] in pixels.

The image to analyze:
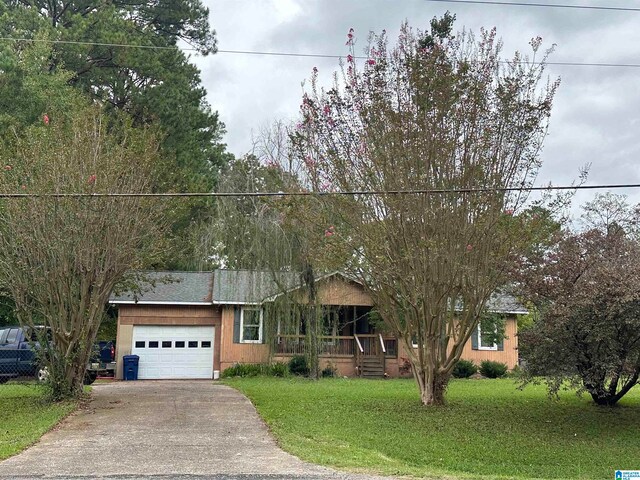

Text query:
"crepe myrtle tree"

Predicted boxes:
[[0, 105, 164, 400], [518, 194, 640, 406], [290, 17, 559, 405]]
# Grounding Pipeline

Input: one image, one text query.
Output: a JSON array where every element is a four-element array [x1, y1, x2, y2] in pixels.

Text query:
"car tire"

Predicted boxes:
[[37, 367, 49, 383], [84, 371, 97, 385]]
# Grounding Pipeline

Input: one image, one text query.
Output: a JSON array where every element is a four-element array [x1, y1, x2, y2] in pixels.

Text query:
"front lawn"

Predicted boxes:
[[0, 384, 77, 461], [225, 377, 640, 479]]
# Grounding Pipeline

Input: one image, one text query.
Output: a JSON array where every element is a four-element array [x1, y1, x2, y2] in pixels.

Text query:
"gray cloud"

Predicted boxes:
[[197, 0, 640, 207]]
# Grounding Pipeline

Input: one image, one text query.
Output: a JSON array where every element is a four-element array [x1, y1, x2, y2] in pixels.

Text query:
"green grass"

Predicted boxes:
[[224, 377, 640, 479], [0, 383, 77, 461]]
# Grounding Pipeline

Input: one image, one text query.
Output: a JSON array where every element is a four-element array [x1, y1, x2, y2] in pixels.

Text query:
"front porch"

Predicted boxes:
[[274, 333, 399, 377]]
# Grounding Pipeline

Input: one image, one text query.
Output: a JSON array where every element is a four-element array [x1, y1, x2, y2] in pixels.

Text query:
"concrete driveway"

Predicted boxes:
[[0, 381, 392, 479]]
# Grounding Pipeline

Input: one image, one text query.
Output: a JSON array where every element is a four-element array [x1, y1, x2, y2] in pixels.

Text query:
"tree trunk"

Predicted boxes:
[[302, 263, 320, 380], [414, 365, 450, 406]]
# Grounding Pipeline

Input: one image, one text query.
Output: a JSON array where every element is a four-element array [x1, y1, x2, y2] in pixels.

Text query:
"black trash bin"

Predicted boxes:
[[123, 354, 139, 381]]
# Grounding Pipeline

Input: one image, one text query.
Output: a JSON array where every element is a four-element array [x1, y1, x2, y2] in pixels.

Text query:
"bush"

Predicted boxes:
[[452, 359, 477, 378], [269, 362, 289, 377], [480, 360, 508, 379], [288, 355, 309, 376], [221, 363, 265, 378], [222, 362, 291, 378], [321, 363, 338, 378]]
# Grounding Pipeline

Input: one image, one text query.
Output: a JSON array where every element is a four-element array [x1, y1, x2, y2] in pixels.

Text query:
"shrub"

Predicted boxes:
[[222, 362, 291, 378], [221, 363, 265, 378], [452, 359, 477, 378], [268, 362, 290, 377], [321, 363, 338, 378], [480, 360, 508, 379], [288, 355, 309, 376]]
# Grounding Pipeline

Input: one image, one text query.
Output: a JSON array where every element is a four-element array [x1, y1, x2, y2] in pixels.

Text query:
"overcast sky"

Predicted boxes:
[[191, 0, 640, 209]]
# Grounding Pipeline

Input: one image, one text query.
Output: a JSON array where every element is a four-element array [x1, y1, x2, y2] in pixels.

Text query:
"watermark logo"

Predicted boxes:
[[616, 471, 640, 480]]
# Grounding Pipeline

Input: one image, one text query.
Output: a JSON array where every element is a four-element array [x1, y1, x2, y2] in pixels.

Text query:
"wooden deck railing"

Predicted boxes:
[[274, 335, 356, 356], [274, 334, 399, 358]]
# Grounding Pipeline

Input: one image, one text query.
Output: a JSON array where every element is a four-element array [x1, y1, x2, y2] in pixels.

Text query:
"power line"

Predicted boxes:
[[425, 0, 640, 12], [0, 36, 639, 69], [3, 183, 640, 198]]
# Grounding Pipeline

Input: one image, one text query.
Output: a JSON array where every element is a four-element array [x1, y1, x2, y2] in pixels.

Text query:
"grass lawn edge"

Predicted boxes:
[[223, 379, 552, 480], [0, 384, 87, 462], [222, 377, 640, 480]]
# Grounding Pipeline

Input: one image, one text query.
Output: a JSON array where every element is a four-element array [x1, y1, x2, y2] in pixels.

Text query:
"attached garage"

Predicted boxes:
[[131, 326, 214, 379], [111, 272, 221, 380]]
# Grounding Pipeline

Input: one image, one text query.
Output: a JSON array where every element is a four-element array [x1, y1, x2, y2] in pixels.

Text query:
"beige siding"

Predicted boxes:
[[397, 315, 519, 371], [115, 305, 222, 379], [461, 315, 518, 369], [317, 278, 373, 306], [115, 324, 133, 379], [219, 306, 269, 371]]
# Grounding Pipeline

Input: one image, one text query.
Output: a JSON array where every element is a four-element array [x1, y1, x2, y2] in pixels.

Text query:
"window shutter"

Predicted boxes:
[[497, 337, 504, 351], [471, 328, 479, 350], [233, 307, 241, 344]]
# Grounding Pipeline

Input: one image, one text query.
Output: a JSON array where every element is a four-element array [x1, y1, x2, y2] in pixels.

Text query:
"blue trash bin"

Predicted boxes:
[[123, 354, 139, 381]]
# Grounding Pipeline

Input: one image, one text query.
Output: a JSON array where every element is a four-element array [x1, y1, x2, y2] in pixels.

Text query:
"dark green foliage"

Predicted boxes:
[[418, 11, 456, 50], [288, 355, 310, 376], [480, 361, 508, 379], [0, 1, 233, 269], [452, 360, 477, 378], [221, 362, 290, 378], [221, 364, 265, 378], [321, 363, 338, 378], [269, 362, 290, 378]]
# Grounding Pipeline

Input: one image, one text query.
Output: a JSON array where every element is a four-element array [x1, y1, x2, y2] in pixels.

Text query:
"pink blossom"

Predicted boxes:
[[367, 59, 376, 66], [21, 184, 26, 190], [88, 174, 97, 185], [4, 165, 11, 171], [466, 244, 473, 252], [325, 226, 335, 237], [504, 208, 514, 215], [323, 105, 330, 115], [312, 66, 318, 74], [304, 156, 316, 168], [346, 54, 353, 63], [43, 114, 49, 125]]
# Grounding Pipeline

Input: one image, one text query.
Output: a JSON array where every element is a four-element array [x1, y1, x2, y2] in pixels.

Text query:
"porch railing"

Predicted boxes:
[[274, 334, 398, 358], [274, 335, 356, 356]]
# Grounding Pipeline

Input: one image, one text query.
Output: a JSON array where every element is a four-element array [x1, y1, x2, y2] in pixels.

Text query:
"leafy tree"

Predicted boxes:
[[518, 194, 640, 406], [290, 20, 559, 405], [0, 104, 165, 399], [0, 1, 231, 268], [211, 143, 344, 379]]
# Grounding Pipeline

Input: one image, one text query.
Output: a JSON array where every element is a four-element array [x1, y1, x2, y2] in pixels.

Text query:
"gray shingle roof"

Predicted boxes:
[[211, 269, 300, 304], [109, 270, 527, 314], [485, 292, 528, 315], [110, 272, 214, 304]]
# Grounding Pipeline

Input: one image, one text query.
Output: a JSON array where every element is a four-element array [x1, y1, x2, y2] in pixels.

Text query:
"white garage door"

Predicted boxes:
[[131, 326, 214, 379]]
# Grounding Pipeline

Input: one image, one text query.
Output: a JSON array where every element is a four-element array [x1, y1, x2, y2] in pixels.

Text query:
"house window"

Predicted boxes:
[[477, 324, 498, 351], [241, 308, 263, 343]]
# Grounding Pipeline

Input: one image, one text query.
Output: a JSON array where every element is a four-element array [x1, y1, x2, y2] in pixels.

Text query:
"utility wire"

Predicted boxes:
[[0, 36, 638, 69], [425, 0, 640, 12], [3, 183, 640, 198]]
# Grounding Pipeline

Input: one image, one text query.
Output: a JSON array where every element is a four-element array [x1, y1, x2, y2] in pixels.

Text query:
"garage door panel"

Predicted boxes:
[[131, 325, 214, 380]]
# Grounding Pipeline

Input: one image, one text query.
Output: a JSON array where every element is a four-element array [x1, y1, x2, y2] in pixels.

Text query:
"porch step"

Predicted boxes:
[[359, 356, 385, 378]]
